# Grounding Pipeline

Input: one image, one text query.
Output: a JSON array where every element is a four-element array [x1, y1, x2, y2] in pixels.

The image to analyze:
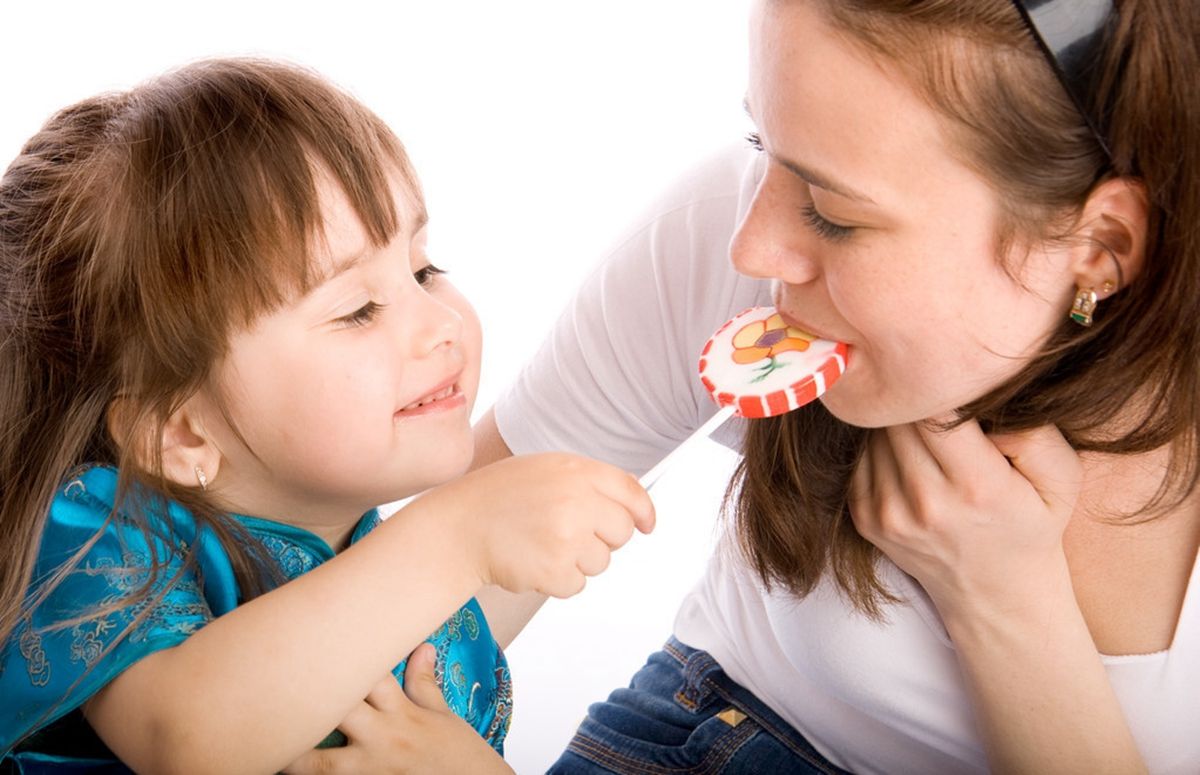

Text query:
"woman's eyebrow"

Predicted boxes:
[[743, 98, 878, 205], [777, 155, 878, 205]]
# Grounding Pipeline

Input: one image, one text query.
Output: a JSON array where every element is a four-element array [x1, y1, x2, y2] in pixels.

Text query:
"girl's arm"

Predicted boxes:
[[849, 421, 1147, 774], [84, 453, 653, 775], [471, 408, 548, 649]]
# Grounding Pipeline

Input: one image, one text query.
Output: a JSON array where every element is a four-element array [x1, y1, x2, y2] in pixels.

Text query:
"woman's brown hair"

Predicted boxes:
[[731, 0, 1200, 617], [0, 58, 422, 650]]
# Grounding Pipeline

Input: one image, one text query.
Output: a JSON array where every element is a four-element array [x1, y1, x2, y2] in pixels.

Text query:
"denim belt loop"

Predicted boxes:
[[673, 647, 723, 713]]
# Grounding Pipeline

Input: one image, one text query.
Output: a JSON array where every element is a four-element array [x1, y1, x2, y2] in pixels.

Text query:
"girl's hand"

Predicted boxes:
[[848, 419, 1083, 623], [419, 453, 656, 598], [282, 645, 514, 775]]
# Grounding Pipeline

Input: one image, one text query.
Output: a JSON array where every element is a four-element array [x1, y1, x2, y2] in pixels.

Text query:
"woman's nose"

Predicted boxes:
[[730, 170, 820, 286]]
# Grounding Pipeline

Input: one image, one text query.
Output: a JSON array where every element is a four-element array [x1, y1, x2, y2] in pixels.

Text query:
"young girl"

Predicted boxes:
[[0, 58, 654, 773]]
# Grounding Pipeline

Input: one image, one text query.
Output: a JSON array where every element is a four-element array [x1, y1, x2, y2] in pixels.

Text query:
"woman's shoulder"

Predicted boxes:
[[614, 143, 763, 257]]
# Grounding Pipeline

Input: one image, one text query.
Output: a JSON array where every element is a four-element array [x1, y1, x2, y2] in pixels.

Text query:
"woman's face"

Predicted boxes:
[[196, 173, 482, 527], [734, 0, 1077, 428]]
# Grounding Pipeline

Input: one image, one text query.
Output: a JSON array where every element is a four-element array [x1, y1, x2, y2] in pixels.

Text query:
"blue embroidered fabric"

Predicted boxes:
[[0, 466, 511, 772]]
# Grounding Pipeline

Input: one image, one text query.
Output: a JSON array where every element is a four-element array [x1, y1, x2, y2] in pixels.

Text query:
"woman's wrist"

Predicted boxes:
[[934, 552, 1080, 648]]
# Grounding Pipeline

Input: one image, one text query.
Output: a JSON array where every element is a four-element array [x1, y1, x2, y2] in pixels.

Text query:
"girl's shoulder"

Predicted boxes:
[[37, 466, 203, 578], [1, 466, 217, 757]]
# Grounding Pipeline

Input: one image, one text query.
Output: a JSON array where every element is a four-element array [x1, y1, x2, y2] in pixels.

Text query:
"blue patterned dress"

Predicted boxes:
[[0, 466, 512, 773]]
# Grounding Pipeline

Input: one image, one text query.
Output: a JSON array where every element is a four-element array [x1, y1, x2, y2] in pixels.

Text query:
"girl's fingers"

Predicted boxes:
[[594, 467, 656, 535], [575, 537, 614, 577], [591, 505, 637, 549]]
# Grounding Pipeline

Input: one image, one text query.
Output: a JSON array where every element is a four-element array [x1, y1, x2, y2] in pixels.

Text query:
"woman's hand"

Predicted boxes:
[[848, 418, 1083, 623], [282, 644, 514, 775], [416, 452, 656, 599]]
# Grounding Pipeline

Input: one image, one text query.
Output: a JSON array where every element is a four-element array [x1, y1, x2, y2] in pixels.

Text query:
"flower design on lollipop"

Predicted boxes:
[[731, 313, 816, 381]]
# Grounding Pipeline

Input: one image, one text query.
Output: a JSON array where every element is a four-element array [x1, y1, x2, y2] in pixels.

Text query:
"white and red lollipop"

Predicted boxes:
[[640, 307, 847, 488]]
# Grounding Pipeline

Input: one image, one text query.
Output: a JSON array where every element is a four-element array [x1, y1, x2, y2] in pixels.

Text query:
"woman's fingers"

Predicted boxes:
[[850, 428, 909, 540], [364, 670, 408, 713], [402, 643, 450, 713], [988, 425, 1082, 511]]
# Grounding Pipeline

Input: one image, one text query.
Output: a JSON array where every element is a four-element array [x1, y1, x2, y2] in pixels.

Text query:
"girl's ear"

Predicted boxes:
[[159, 399, 222, 490], [108, 396, 222, 489], [1070, 176, 1150, 299]]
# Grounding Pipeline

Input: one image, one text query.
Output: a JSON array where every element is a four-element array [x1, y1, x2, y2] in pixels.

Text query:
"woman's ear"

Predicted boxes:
[[1070, 177, 1150, 299]]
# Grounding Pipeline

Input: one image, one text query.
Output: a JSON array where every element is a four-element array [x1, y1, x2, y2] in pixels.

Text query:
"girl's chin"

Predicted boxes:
[[401, 454, 475, 494]]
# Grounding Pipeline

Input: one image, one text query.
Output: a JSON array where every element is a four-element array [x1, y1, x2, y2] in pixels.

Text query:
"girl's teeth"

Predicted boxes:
[[403, 386, 454, 411]]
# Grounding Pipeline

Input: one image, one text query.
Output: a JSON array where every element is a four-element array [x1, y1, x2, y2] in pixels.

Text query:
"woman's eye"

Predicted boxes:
[[745, 131, 765, 152], [339, 301, 386, 328], [801, 203, 855, 242], [414, 263, 446, 288]]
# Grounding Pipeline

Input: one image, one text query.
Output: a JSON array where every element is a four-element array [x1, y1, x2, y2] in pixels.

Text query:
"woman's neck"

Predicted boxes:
[[1075, 441, 1195, 525]]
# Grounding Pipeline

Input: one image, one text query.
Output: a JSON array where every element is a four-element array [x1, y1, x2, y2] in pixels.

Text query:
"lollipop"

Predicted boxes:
[[699, 306, 847, 419], [639, 307, 847, 488]]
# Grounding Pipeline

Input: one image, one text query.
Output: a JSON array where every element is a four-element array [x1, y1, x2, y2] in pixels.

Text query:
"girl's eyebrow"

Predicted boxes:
[[410, 209, 429, 235], [322, 208, 430, 286], [743, 98, 878, 205]]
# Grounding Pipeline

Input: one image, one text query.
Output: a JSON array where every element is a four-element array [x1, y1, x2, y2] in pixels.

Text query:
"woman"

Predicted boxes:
[[467, 0, 1200, 772]]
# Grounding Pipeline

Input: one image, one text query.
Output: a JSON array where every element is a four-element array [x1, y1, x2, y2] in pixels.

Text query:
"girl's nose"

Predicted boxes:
[[730, 169, 820, 286], [409, 290, 463, 358]]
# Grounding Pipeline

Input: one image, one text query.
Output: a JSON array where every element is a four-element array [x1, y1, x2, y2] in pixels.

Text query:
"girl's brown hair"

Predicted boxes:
[[0, 58, 422, 648], [732, 0, 1200, 617]]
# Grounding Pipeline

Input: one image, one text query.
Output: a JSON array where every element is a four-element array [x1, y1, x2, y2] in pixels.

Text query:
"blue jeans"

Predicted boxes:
[[548, 637, 851, 774]]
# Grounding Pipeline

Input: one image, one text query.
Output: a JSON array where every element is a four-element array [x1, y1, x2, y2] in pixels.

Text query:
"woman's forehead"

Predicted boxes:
[[749, 0, 992, 213]]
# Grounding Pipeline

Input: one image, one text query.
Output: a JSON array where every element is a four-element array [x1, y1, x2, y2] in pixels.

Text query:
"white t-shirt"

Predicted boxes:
[[494, 145, 1200, 774]]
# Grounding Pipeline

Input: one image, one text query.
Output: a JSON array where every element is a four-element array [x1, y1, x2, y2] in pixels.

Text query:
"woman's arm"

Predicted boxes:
[[84, 453, 653, 775], [850, 421, 1146, 774], [281, 645, 516, 775], [943, 568, 1145, 774]]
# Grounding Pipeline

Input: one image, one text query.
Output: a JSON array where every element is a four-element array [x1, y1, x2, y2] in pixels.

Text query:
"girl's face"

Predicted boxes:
[[197, 174, 481, 531], [734, 0, 1077, 428]]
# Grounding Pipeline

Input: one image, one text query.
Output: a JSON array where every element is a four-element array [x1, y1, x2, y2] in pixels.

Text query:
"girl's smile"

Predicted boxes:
[[395, 380, 467, 418]]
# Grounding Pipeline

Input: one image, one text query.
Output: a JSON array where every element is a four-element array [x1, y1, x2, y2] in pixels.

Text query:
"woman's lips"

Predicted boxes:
[[776, 310, 842, 344]]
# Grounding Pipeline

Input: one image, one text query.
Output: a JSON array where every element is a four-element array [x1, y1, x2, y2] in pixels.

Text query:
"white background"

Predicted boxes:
[[1, 3, 750, 771]]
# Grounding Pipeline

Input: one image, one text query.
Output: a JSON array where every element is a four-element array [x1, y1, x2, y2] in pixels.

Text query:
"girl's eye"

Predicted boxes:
[[801, 203, 855, 242], [339, 301, 386, 328], [414, 263, 446, 288], [745, 131, 765, 152]]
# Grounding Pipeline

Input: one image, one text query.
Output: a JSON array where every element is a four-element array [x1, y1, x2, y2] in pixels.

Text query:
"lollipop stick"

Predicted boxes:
[[639, 405, 737, 490]]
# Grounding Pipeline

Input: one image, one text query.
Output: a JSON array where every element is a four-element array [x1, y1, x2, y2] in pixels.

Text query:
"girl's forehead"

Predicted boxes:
[[308, 171, 426, 281]]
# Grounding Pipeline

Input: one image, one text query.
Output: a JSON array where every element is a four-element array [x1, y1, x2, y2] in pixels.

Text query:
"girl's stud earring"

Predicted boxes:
[[1070, 287, 1098, 326], [194, 466, 209, 491], [1101, 279, 1116, 294]]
